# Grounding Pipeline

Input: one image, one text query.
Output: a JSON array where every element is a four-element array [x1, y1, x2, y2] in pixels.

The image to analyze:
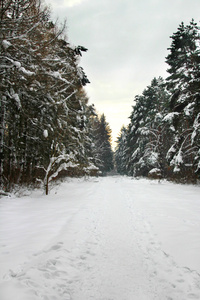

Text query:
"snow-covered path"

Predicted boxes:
[[0, 176, 200, 300]]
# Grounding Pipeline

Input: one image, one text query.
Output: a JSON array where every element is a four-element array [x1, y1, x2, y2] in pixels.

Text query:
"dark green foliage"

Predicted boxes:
[[115, 20, 200, 183], [123, 77, 169, 177], [91, 114, 114, 175], [165, 20, 200, 181], [0, 0, 112, 193], [115, 126, 127, 174]]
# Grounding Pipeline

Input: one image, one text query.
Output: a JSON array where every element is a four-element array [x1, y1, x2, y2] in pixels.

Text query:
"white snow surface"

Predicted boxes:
[[0, 176, 200, 300]]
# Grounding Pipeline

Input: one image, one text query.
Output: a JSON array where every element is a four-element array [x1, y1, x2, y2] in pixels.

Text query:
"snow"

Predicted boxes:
[[167, 144, 176, 159], [163, 112, 179, 122], [0, 176, 200, 300], [12, 94, 21, 109], [170, 125, 176, 132], [49, 162, 78, 181], [170, 150, 184, 172], [148, 152, 158, 165], [51, 71, 69, 83], [184, 102, 195, 116], [83, 164, 99, 171], [192, 113, 200, 144], [149, 168, 161, 175], [139, 127, 150, 136], [19, 67, 34, 76], [155, 112, 163, 120], [2, 40, 12, 50], [13, 61, 22, 69], [43, 130, 48, 138]]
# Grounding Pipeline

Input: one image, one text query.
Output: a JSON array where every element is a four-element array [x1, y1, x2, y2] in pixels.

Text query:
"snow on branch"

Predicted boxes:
[[50, 71, 70, 84], [49, 161, 78, 182], [163, 112, 179, 122], [12, 93, 21, 109], [191, 113, 200, 144], [2, 40, 12, 50]]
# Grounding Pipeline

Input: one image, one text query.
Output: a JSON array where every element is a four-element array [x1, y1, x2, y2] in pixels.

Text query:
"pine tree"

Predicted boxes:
[[91, 114, 114, 174], [125, 78, 169, 177], [165, 20, 200, 182], [115, 126, 128, 174], [0, 0, 97, 193], [114, 20, 200, 183], [0, 0, 52, 188]]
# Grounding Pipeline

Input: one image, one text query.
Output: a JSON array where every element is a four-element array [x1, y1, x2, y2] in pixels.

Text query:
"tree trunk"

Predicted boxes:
[[0, 97, 5, 190]]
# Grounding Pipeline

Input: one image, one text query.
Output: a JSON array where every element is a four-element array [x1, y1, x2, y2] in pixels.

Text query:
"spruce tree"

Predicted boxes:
[[93, 114, 114, 174], [165, 20, 200, 182], [115, 126, 128, 174], [125, 78, 169, 177], [0, 0, 98, 193]]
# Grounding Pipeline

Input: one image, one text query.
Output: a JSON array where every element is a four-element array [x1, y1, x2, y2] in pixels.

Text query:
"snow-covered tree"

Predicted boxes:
[[125, 78, 169, 177], [116, 20, 200, 183], [0, 0, 51, 188], [90, 114, 114, 175], [115, 126, 128, 174], [0, 0, 99, 193], [165, 20, 200, 182]]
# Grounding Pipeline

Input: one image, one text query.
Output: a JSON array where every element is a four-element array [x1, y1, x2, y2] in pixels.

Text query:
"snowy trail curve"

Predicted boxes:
[[0, 176, 200, 300]]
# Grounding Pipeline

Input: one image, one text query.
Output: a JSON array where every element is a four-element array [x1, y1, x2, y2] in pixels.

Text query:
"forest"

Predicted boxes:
[[115, 20, 200, 184], [0, 0, 113, 194], [0, 0, 200, 195]]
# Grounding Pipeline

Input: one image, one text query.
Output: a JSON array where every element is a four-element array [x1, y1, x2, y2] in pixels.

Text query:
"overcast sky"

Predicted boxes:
[[44, 0, 200, 147]]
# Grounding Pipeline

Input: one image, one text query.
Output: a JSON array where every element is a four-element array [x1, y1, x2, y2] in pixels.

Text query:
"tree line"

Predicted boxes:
[[1, 2, 199, 191], [0, 0, 113, 194], [115, 20, 200, 183]]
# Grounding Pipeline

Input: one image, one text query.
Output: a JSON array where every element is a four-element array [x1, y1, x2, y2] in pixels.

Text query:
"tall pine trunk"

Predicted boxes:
[[0, 97, 5, 190]]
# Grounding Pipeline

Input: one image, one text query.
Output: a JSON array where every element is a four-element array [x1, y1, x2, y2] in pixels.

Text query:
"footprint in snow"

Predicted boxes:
[[49, 244, 62, 251]]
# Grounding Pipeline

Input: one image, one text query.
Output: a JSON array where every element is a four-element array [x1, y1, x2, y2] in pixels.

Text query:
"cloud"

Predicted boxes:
[[45, 0, 200, 143], [45, 0, 87, 10], [63, 0, 87, 7]]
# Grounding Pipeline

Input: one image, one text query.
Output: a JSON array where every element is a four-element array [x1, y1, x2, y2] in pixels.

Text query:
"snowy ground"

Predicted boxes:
[[0, 176, 200, 300]]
